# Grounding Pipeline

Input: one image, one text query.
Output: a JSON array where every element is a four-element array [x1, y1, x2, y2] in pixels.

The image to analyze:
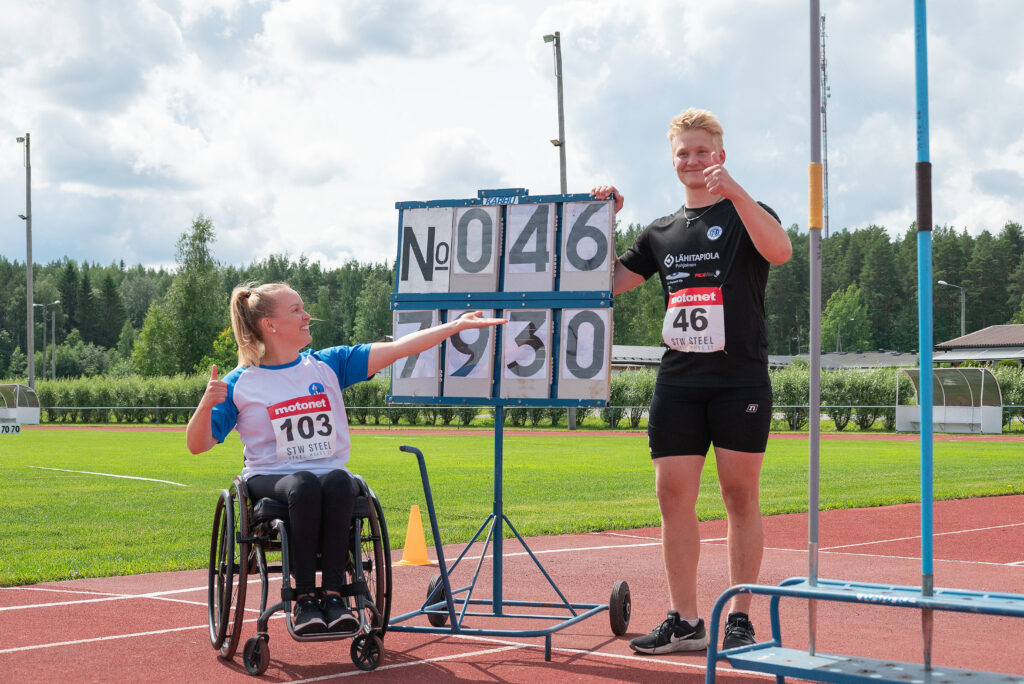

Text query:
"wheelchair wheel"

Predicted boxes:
[[207, 484, 250, 659], [355, 489, 392, 635], [350, 633, 383, 671], [243, 635, 270, 676]]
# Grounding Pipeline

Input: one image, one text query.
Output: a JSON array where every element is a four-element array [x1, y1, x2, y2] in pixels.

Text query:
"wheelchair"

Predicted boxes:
[[207, 473, 392, 675]]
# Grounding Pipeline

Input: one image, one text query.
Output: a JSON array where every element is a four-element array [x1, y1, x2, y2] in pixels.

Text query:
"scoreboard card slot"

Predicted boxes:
[[443, 309, 495, 398], [391, 309, 440, 397], [500, 309, 552, 399], [503, 202, 555, 292], [398, 207, 454, 294], [557, 307, 611, 401], [450, 205, 500, 292], [558, 200, 614, 292]]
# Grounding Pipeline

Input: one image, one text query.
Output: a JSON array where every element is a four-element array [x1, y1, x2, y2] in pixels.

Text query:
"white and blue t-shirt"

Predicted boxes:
[[210, 345, 372, 479]]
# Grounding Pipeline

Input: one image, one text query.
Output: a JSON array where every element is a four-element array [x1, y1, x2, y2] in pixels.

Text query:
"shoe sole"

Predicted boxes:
[[630, 635, 710, 654], [327, 616, 360, 632], [294, 619, 327, 635]]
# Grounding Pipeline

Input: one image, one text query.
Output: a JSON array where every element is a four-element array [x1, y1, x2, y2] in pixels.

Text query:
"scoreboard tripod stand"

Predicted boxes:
[[384, 188, 632, 657]]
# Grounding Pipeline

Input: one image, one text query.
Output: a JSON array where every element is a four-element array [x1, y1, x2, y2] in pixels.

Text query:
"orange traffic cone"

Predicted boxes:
[[394, 505, 438, 566]]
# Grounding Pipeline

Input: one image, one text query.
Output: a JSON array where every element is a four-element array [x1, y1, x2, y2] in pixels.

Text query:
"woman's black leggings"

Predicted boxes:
[[246, 469, 356, 595]]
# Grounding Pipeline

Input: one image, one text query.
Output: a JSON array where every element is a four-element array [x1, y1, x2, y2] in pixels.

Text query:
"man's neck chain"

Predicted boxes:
[[684, 197, 723, 227]]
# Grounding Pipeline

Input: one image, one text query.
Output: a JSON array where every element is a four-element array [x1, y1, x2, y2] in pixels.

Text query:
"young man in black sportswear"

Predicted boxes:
[[593, 107, 791, 654]]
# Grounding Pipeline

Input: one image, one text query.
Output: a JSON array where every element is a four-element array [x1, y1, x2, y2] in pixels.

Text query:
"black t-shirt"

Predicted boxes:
[[618, 199, 780, 388]]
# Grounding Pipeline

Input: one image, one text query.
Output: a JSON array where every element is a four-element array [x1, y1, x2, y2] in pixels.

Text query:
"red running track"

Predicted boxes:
[[2, 495, 1023, 682]]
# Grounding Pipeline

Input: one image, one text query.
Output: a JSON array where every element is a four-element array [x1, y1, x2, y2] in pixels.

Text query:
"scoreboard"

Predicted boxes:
[[389, 188, 614, 406]]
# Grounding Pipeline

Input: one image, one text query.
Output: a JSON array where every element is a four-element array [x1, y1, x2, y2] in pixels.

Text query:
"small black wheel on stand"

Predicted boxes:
[[350, 633, 383, 671], [243, 635, 269, 676], [609, 580, 631, 636], [426, 573, 449, 627]]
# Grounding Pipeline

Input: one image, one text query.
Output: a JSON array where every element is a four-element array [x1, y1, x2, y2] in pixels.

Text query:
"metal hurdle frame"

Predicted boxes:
[[384, 189, 630, 660], [705, 3, 1024, 682]]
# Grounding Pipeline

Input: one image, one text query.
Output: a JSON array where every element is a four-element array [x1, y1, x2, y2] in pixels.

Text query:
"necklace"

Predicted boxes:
[[684, 197, 723, 227]]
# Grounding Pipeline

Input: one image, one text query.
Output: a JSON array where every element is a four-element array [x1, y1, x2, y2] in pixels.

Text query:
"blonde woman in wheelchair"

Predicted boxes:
[[187, 282, 504, 634]]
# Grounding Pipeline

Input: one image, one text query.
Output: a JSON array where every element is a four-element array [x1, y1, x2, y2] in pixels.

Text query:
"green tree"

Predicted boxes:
[[75, 269, 99, 345], [133, 303, 178, 376], [96, 273, 127, 349], [119, 266, 165, 328], [964, 231, 1007, 331], [352, 278, 393, 343], [194, 327, 240, 374], [822, 284, 870, 352], [58, 260, 79, 336], [116, 320, 137, 360], [165, 215, 226, 373]]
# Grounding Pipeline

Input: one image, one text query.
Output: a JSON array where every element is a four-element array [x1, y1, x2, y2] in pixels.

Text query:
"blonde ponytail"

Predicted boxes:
[[229, 282, 290, 367]]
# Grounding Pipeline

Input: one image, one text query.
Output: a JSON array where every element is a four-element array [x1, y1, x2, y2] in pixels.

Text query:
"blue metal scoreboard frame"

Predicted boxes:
[[388, 187, 614, 408]]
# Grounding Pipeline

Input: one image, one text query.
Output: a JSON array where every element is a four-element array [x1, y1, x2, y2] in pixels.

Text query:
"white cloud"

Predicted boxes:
[[2, 0, 1024, 271]]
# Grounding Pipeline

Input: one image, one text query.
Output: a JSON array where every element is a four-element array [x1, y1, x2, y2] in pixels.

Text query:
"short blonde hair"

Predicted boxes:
[[229, 282, 291, 367], [667, 107, 724, 148]]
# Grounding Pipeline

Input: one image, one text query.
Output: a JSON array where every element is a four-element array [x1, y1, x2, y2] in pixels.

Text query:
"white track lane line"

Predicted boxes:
[[26, 466, 186, 487], [286, 632, 776, 681], [821, 521, 1024, 550]]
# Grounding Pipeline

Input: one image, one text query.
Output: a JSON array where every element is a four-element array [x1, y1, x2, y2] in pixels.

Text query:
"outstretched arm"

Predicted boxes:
[[366, 311, 506, 377]]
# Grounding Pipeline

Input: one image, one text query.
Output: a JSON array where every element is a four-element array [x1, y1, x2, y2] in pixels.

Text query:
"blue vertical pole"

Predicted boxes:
[[914, 0, 935, 671], [493, 404, 504, 614]]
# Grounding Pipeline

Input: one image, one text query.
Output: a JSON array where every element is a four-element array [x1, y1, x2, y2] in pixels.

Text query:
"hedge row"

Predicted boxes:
[[22, 364, 1024, 430]]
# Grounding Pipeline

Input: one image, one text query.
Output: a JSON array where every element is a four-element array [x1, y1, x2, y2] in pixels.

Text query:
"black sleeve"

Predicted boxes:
[[618, 227, 657, 280]]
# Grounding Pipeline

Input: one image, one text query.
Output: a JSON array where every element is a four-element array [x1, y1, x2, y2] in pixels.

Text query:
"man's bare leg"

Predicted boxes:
[[713, 446, 765, 615], [654, 454, 707, 618]]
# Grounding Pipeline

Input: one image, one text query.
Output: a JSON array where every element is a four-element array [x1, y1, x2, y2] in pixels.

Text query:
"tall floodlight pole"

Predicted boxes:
[[820, 15, 831, 239], [17, 134, 35, 389], [543, 32, 567, 194], [33, 303, 45, 380], [51, 304, 59, 379], [807, 0, 824, 657], [937, 280, 965, 337], [914, 0, 935, 672], [544, 31, 573, 430]]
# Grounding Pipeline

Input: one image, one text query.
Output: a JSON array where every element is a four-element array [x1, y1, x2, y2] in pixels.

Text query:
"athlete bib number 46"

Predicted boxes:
[[267, 395, 337, 462], [662, 286, 725, 353]]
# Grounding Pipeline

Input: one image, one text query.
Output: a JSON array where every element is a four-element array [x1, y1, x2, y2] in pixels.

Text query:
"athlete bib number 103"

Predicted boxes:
[[266, 395, 337, 462], [662, 286, 725, 353]]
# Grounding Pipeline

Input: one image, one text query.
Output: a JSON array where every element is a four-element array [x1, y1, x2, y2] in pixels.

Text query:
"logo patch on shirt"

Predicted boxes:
[[308, 382, 326, 395], [707, 225, 723, 240], [746, 403, 759, 414]]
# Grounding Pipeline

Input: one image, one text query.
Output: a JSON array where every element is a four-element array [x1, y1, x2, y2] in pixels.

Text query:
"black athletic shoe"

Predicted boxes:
[[292, 595, 327, 635], [322, 594, 359, 633], [722, 611, 756, 650], [629, 610, 709, 654]]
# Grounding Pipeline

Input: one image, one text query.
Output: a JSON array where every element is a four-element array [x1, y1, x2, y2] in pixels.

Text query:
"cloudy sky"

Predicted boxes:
[[2, 0, 1023, 272]]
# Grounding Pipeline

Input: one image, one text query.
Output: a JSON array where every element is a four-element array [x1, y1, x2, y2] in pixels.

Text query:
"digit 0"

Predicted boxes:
[[564, 310, 605, 379]]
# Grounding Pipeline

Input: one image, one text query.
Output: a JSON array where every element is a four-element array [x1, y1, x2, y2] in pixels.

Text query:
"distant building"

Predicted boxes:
[[933, 324, 1024, 365]]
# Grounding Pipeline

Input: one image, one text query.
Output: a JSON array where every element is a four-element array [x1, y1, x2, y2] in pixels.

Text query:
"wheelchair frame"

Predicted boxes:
[[207, 472, 392, 674]]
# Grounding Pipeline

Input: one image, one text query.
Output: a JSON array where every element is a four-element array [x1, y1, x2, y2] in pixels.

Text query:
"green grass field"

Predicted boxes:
[[2, 429, 1021, 586]]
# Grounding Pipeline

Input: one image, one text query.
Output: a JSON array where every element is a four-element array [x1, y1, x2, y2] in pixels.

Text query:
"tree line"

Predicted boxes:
[[614, 220, 1024, 354], [3, 216, 1024, 380]]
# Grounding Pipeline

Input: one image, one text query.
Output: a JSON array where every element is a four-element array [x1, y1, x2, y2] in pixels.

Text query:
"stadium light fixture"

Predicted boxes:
[[937, 280, 966, 338]]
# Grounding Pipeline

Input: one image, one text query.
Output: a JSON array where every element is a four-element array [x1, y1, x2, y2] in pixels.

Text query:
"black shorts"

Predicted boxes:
[[647, 383, 773, 458]]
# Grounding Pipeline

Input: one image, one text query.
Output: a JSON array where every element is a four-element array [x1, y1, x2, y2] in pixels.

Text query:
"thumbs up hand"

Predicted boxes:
[[201, 364, 228, 408], [703, 150, 739, 200]]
